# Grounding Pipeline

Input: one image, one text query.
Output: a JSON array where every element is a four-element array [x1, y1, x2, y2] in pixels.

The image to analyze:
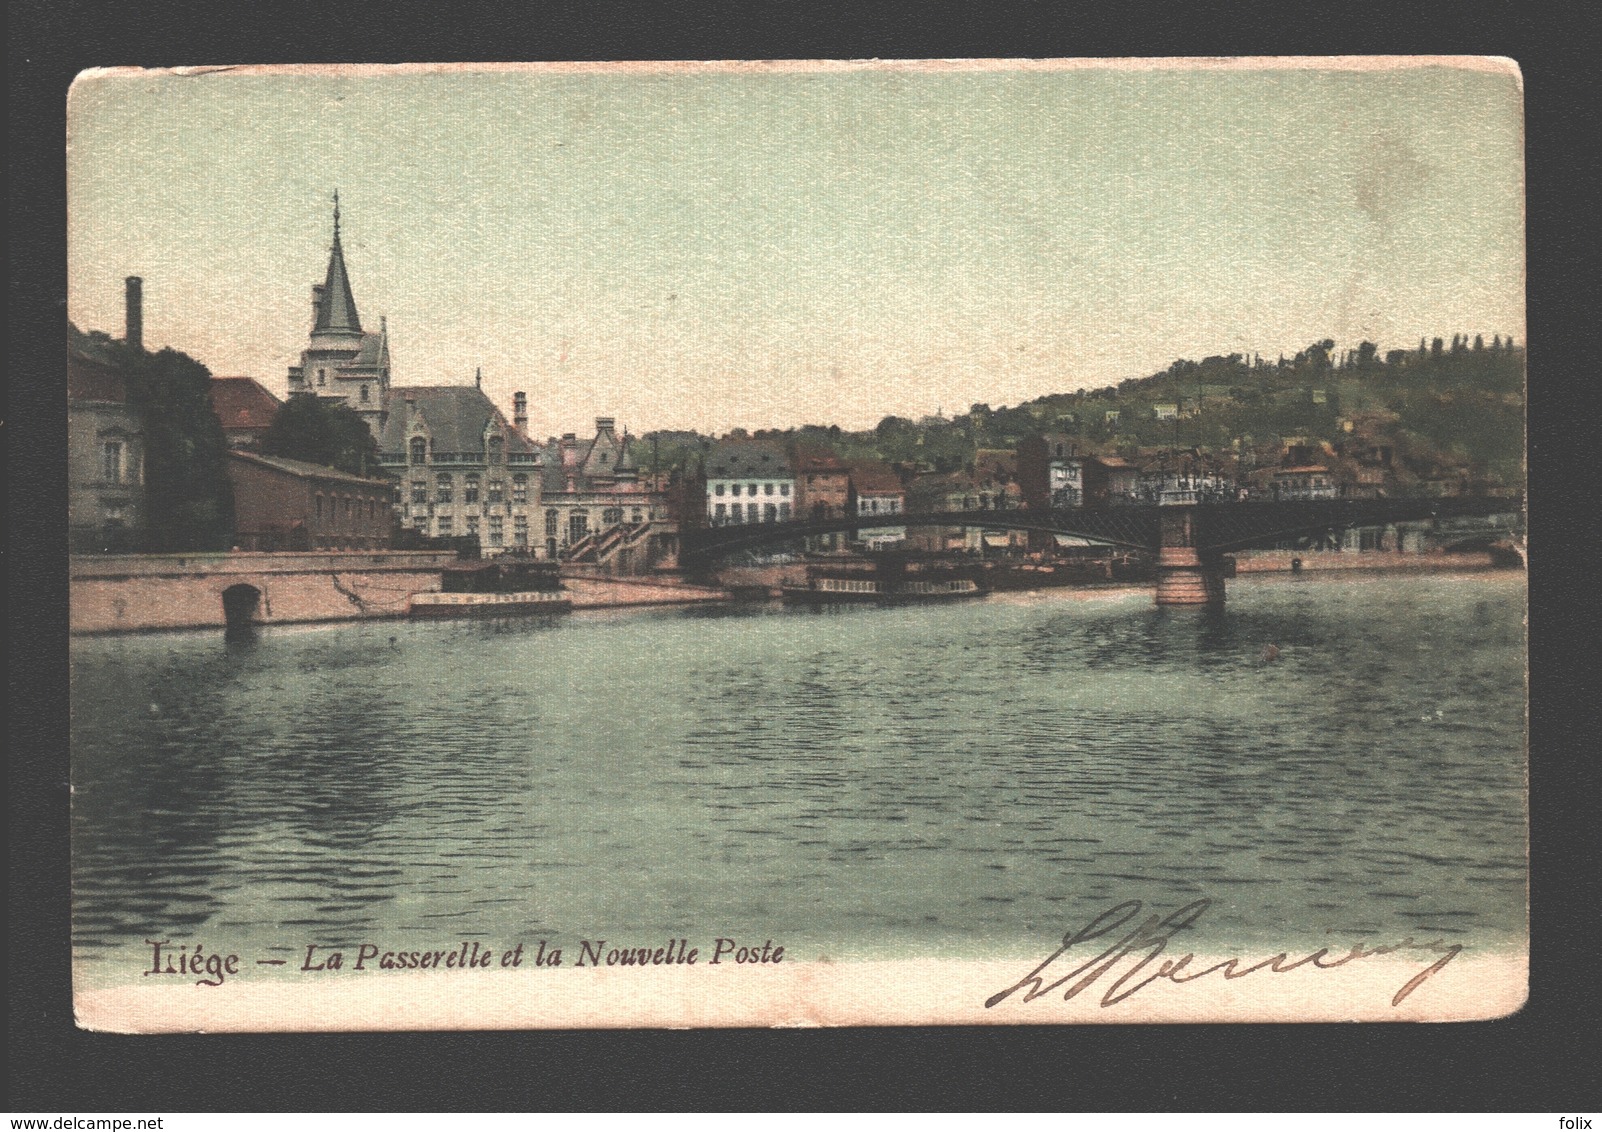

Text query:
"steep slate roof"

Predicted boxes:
[[227, 449, 395, 488], [378, 386, 538, 457], [313, 205, 362, 334], [210, 377, 283, 431], [705, 441, 792, 481], [350, 332, 388, 367]]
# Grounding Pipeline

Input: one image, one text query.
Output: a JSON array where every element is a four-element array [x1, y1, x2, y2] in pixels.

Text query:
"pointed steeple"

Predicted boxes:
[[313, 191, 362, 335]]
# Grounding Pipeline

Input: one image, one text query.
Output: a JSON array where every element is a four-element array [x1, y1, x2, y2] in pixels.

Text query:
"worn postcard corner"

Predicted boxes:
[[68, 56, 1526, 1032]]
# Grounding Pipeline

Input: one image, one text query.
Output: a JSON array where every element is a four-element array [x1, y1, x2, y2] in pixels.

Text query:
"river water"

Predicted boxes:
[[71, 571, 1527, 985]]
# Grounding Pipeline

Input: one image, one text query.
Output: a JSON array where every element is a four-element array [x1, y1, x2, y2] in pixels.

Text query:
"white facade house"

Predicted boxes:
[[850, 463, 906, 548], [705, 442, 795, 526]]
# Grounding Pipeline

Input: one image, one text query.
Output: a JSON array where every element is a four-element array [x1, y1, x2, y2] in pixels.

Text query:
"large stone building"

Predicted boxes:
[[540, 418, 671, 562], [377, 385, 542, 552], [285, 196, 392, 438]]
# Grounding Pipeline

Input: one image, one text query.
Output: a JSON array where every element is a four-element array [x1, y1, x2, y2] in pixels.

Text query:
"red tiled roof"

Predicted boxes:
[[211, 377, 283, 432], [850, 462, 903, 495]]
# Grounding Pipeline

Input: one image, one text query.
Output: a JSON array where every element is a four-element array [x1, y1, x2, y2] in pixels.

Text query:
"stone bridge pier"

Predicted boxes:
[[1155, 506, 1226, 606]]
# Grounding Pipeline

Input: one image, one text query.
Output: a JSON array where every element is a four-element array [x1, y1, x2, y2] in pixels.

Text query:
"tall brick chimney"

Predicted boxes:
[[124, 276, 143, 350], [513, 391, 528, 432]]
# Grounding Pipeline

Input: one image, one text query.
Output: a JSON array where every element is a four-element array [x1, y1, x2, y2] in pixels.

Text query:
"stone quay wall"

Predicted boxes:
[[1233, 548, 1496, 573], [70, 551, 457, 634]]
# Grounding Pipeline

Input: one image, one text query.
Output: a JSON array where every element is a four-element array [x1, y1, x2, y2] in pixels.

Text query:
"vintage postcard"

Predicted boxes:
[[67, 57, 1527, 1031]]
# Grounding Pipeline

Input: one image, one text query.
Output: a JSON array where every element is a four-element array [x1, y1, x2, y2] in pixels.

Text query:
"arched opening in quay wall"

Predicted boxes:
[[221, 583, 262, 629]]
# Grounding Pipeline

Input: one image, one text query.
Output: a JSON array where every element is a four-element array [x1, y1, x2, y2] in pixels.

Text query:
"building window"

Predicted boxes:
[[464, 475, 481, 504], [631, 509, 643, 524], [514, 515, 529, 545], [438, 516, 453, 535], [410, 437, 427, 464], [713, 483, 724, 496], [729, 504, 743, 524], [487, 479, 504, 503], [466, 516, 480, 536], [360, 384, 370, 403], [411, 481, 428, 504], [603, 507, 623, 526], [545, 509, 560, 537], [764, 503, 778, 523], [488, 436, 504, 464], [488, 516, 504, 546], [344, 496, 352, 520], [748, 502, 761, 523], [764, 483, 774, 496], [746, 484, 757, 496], [780, 483, 790, 496], [317, 369, 326, 387], [779, 502, 791, 521], [512, 474, 528, 503], [436, 474, 453, 503], [101, 441, 123, 483], [714, 503, 726, 522], [315, 495, 324, 521], [569, 513, 589, 543]]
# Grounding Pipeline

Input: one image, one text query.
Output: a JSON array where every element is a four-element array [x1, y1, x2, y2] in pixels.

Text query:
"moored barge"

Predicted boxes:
[[409, 555, 572, 619], [781, 559, 988, 606]]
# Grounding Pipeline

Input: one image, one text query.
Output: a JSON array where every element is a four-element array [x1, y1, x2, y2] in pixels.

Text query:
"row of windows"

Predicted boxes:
[[711, 502, 792, 524], [413, 474, 530, 504], [712, 482, 791, 498], [313, 494, 383, 526], [410, 437, 506, 464], [857, 498, 902, 514]]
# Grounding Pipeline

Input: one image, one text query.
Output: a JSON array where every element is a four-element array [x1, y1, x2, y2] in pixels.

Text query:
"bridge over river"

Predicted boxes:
[[681, 495, 1523, 605]]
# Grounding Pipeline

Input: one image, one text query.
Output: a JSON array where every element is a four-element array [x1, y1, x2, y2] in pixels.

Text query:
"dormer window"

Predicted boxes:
[[487, 436, 504, 464], [410, 437, 427, 464], [317, 369, 326, 387]]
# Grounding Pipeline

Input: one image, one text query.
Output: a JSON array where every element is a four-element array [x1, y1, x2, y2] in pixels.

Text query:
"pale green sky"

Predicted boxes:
[[67, 60, 1524, 434]]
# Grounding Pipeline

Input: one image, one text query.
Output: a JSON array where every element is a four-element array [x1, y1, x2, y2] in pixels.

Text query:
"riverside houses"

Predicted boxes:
[[378, 385, 541, 552], [68, 323, 147, 553], [792, 444, 851, 551], [705, 441, 795, 526], [848, 461, 906, 549]]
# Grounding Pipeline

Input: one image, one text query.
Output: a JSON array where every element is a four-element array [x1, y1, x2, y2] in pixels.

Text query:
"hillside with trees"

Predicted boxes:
[[645, 334, 1525, 492]]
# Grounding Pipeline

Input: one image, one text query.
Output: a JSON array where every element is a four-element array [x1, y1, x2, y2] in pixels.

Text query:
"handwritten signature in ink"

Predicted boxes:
[[985, 900, 1463, 1011]]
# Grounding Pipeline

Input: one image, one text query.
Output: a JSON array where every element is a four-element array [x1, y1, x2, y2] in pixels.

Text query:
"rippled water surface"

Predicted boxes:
[[72, 571, 1527, 983]]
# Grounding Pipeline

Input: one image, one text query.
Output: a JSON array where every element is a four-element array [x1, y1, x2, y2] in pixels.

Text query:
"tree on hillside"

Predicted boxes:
[[259, 394, 381, 477]]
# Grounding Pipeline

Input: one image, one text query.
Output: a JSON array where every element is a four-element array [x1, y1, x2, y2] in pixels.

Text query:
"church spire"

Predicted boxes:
[[313, 190, 362, 336]]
